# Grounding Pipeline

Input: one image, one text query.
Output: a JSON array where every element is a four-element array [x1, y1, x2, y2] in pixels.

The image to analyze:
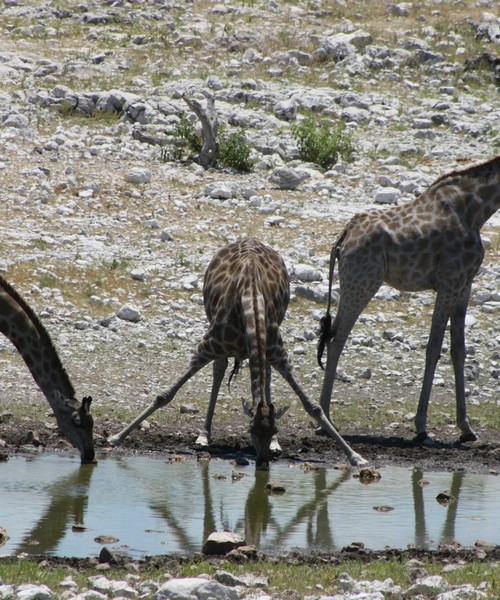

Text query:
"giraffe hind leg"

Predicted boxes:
[[270, 349, 367, 467], [450, 291, 477, 442]]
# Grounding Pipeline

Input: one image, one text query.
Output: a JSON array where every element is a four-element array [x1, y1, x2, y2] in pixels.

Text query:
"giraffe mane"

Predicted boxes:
[[431, 155, 500, 188], [0, 273, 76, 398]]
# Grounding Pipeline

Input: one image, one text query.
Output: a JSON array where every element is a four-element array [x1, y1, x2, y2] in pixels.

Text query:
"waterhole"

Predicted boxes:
[[0, 454, 498, 559]]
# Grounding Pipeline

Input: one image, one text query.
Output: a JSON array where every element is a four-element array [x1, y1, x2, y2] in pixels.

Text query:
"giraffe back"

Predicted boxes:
[[203, 238, 289, 330], [202, 239, 290, 400]]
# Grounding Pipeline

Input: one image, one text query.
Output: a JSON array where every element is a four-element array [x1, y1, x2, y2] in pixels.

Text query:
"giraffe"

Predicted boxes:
[[0, 274, 95, 463], [109, 238, 367, 469], [317, 154, 500, 443]]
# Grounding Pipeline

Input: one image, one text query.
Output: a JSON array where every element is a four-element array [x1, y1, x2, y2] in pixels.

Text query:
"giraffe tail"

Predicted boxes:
[[317, 312, 332, 370], [317, 242, 341, 370], [227, 359, 242, 390], [241, 272, 267, 408]]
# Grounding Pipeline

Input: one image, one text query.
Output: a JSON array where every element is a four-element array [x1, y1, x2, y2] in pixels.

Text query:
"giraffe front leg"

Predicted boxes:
[[272, 356, 368, 467], [195, 357, 228, 448], [414, 292, 451, 442], [265, 363, 283, 456], [108, 351, 210, 447]]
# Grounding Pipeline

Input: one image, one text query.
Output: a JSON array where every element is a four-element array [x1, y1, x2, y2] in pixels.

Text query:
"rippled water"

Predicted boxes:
[[0, 454, 499, 559]]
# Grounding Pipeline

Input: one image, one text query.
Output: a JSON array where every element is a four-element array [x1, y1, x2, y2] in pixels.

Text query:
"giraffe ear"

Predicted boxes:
[[81, 396, 93, 411], [274, 405, 289, 420], [241, 397, 254, 417]]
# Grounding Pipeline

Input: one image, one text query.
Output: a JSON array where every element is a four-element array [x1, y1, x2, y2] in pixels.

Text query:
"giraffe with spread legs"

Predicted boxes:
[[0, 274, 95, 463], [317, 155, 500, 443], [109, 238, 366, 469]]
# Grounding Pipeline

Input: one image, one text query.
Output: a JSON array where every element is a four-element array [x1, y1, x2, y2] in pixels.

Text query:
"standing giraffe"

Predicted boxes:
[[0, 274, 95, 463], [317, 155, 500, 443], [109, 238, 366, 469]]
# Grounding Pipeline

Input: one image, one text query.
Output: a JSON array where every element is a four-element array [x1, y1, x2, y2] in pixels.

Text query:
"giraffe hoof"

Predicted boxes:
[[107, 435, 122, 447], [413, 432, 430, 444], [314, 427, 328, 437], [194, 434, 210, 448], [270, 445, 282, 458], [459, 432, 477, 443]]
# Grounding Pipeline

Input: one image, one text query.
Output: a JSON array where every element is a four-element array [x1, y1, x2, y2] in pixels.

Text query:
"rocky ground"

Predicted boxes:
[[0, 0, 499, 597]]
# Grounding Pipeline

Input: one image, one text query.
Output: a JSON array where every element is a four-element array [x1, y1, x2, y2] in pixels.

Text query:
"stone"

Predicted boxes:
[[160, 230, 174, 242], [116, 305, 141, 323], [0, 526, 9, 545], [292, 264, 322, 282], [204, 182, 238, 199], [124, 168, 152, 184], [268, 166, 309, 190], [89, 575, 136, 597], [274, 99, 297, 121], [155, 578, 239, 600], [374, 187, 401, 204], [130, 268, 146, 282], [2, 113, 29, 129], [15, 584, 53, 599], [406, 575, 448, 596], [202, 531, 246, 555]]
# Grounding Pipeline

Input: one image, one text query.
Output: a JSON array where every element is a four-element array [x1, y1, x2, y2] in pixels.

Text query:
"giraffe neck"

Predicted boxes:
[[433, 155, 500, 231], [0, 276, 75, 407]]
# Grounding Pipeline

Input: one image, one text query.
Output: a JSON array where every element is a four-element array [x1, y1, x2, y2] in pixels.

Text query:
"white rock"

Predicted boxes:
[[124, 168, 152, 184], [15, 584, 53, 600], [374, 187, 401, 204], [155, 578, 239, 600], [116, 304, 141, 323], [437, 584, 488, 599], [407, 575, 448, 597], [202, 531, 245, 555], [342, 106, 371, 123], [160, 229, 174, 242], [130, 268, 146, 282], [204, 182, 237, 199], [293, 264, 322, 282], [89, 576, 137, 597], [269, 167, 309, 190]]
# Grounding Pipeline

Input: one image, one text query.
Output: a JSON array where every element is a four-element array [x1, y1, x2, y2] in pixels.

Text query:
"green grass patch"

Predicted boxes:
[[0, 556, 497, 597]]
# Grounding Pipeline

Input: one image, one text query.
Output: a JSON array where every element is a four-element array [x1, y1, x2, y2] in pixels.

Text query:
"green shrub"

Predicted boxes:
[[162, 113, 202, 161], [292, 116, 354, 169], [217, 128, 255, 172], [163, 116, 255, 172]]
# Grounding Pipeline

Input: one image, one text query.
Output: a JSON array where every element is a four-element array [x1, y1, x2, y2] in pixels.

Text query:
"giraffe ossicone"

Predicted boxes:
[[109, 238, 367, 469], [0, 275, 95, 464], [318, 154, 500, 443]]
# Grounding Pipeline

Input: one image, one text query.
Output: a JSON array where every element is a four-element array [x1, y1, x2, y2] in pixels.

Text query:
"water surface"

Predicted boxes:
[[0, 454, 498, 559]]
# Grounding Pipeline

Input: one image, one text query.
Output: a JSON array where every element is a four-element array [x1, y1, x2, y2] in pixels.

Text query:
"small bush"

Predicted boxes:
[[163, 116, 254, 172], [292, 116, 354, 169], [162, 113, 202, 162], [217, 128, 255, 172]]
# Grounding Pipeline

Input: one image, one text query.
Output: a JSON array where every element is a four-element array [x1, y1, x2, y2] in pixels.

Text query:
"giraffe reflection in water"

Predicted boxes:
[[411, 468, 486, 549], [10, 458, 495, 556], [15, 463, 94, 555], [241, 468, 350, 549]]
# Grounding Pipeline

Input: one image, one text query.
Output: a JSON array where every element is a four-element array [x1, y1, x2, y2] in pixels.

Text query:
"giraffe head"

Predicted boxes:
[[52, 395, 96, 464], [248, 402, 277, 471]]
